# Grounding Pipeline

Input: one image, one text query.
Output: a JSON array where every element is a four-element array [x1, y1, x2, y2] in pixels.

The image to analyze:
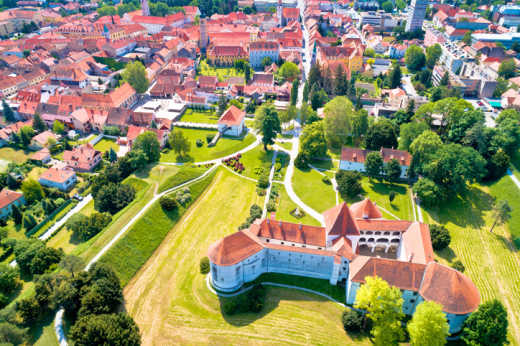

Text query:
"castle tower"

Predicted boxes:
[[199, 18, 208, 49], [141, 0, 150, 17]]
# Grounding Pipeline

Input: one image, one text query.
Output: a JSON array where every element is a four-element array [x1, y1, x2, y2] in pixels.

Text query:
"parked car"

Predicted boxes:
[[73, 193, 83, 201]]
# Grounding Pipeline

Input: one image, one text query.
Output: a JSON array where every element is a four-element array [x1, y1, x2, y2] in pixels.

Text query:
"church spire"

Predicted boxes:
[[141, 0, 150, 16]]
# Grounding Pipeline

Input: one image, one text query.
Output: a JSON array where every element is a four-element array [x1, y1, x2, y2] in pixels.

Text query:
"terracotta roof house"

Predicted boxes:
[[339, 147, 411, 179], [39, 167, 77, 191], [30, 130, 57, 150], [125, 125, 169, 148], [207, 44, 248, 66], [63, 143, 102, 172], [0, 189, 25, 220], [30, 147, 51, 164], [208, 199, 479, 334], [218, 105, 246, 137]]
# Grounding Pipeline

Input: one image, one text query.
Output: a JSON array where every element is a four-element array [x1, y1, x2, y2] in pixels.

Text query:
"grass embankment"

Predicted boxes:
[[292, 166, 337, 213], [158, 165, 208, 193], [423, 176, 520, 344], [123, 169, 361, 345], [180, 108, 220, 124], [160, 128, 256, 163], [98, 170, 217, 286]]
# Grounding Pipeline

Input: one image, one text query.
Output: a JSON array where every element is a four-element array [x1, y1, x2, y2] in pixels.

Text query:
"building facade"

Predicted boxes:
[[249, 41, 280, 69], [405, 0, 428, 32], [208, 199, 480, 334]]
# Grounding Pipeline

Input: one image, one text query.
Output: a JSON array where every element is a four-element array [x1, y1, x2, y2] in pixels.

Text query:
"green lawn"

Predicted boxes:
[[160, 128, 256, 163], [239, 145, 274, 179], [123, 168, 365, 345], [357, 177, 414, 220], [158, 165, 209, 193], [273, 183, 321, 226], [98, 170, 217, 286], [180, 108, 220, 124], [198, 59, 244, 82], [276, 141, 292, 152], [93, 138, 119, 153], [292, 167, 337, 213], [0, 147, 32, 168], [422, 178, 520, 344]]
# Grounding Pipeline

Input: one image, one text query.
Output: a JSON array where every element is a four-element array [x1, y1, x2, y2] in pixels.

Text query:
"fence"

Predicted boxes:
[[26, 199, 74, 237]]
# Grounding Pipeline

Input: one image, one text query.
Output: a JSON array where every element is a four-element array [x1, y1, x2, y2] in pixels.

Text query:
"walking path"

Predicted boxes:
[[40, 195, 93, 240], [508, 169, 520, 190], [309, 163, 339, 205], [262, 151, 278, 219]]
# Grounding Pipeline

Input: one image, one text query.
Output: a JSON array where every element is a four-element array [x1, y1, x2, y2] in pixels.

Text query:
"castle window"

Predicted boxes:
[[281, 241, 285, 245], [266, 239, 270, 243]]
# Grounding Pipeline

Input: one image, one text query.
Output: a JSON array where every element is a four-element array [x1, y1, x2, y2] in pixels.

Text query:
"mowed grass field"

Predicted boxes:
[[160, 128, 256, 163], [422, 176, 520, 345], [273, 183, 321, 226], [180, 108, 220, 124], [93, 138, 119, 153], [292, 166, 337, 213], [123, 169, 362, 345]]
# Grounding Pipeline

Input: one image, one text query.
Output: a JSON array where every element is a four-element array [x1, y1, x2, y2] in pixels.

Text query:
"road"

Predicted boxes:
[[402, 76, 418, 97], [465, 98, 497, 128], [40, 195, 93, 240]]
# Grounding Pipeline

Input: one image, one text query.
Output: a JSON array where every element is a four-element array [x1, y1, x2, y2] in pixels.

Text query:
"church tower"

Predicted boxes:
[[199, 18, 209, 49], [141, 0, 150, 17], [277, 0, 283, 27]]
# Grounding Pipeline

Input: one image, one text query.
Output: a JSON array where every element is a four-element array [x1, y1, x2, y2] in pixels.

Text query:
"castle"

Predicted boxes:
[[208, 199, 480, 334]]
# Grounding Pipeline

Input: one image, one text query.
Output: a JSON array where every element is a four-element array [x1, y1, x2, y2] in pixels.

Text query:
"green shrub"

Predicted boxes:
[[257, 174, 269, 189], [322, 176, 331, 184], [159, 195, 178, 211], [200, 257, 210, 274], [266, 200, 276, 212], [206, 134, 214, 143], [250, 204, 262, 219], [196, 139, 203, 147], [389, 191, 396, 202], [429, 224, 451, 251], [451, 259, 465, 272], [342, 309, 364, 332], [295, 152, 308, 169]]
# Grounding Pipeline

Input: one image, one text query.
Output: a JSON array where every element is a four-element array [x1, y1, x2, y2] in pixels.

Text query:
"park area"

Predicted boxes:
[[198, 59, 244, 82], [93, 138, 119, 153], [180, 108, 220, 124], [0, 147, 32, 171], [160, 128, 256, 163], [123, 169, 364, 345]]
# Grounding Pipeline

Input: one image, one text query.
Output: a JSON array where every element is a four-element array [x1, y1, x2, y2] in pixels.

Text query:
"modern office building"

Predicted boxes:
[[405, 0, 428, 32]]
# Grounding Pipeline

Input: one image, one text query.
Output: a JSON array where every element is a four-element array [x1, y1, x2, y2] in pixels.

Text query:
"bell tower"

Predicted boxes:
[[199, 18, 208, 49], [141, 0, 150, 16], [277, 0, 283, 27]]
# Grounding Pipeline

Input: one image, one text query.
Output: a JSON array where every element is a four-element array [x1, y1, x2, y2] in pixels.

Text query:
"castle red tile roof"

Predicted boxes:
[[323, 202, 360, 236], [218, 105, 245, 126], [401, 222, 435, 264], [208, 229, 264, 266], [420, 262, 480, 315], [0, 189, 23, 210], [252, 217, 326, 247], [356, 219, 412, 232], [350, 198, 382, 219], [351, 257, 427, 292]]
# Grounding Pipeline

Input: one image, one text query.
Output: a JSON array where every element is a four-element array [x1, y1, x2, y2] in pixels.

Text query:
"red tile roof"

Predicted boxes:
[[401, 222, 435, 264], [323, 202, 360, 236], [420, 262, 480, 315], [252, 217, 326, 247], [0, 189, 23, 210], [208, 229, 264, 266], [218, 105, 245, 126], [350, 198, 382, 219], [39, 168, 75, 184]]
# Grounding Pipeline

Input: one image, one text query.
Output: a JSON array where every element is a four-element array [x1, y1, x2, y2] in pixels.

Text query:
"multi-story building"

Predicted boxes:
[[439, 41, 473, 74], [207, 45, 248, 66], [208, 199, 480, 335], [471, 32, 520, 49], [249, 40, 280, 69], [405, 0, 428, 32]]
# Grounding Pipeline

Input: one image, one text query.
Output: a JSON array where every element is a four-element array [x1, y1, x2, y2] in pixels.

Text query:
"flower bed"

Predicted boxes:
[[223, 153, 244, 173]]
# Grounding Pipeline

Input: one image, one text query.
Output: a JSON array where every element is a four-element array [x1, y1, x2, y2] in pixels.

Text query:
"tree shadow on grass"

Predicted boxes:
[[423, 186, 493, 229], [435, 246, 457, 263], [493, 233, 519, 253], [28, 310, 56, 344]]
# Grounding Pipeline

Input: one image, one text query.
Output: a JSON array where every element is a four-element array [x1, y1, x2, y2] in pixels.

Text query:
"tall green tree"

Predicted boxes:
[[11, 204, 23, 225], [405, 45, 426, 72], [260, 107, 281, 150], [33, 113, 46, 132], [387, 64, 402, 88], [490, 200, 512, 233], [462, 299, 508, 346], [425, 44, 442, 69], [69, 313, 140, 346], [21, 179, 44, 204], [365, 152, 384, 180], [498, 59, 516, 79], [133, 131, 160, 163], [365, 118, 398, 150], [52, 120, 65, 134], [300, 121, 327, 159], [399, 121, 428, 151], [354, 276, 404, 346], [277, 61, 300, 82], [409, 130, 442, 174], [322, 96, 355, 148], [385, 158, 402, 182], [462, 30, 472, 45], [352, 109, 369, 145], [2, 100, 15, 122], [290, 79, 299, 106], [121, 61, 149, 93], [59, 255, 84, 278], [169, 130, 190, 158], [334, 64, 349, 96], [407, 301, 449, 346]]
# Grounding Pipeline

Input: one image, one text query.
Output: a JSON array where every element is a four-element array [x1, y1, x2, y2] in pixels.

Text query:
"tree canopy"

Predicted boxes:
[[407, 301, 449, 346], [300, 121, 327, 160], [133, 131, 160, 163], [405, 45, 426, 72], [365, 118, 398, 150], [277, 61, 300, 82], [462, 299, 508, 346], [260, 106, 281, 150], [122, 61, 149, 93], [322, 96, 355, 148]]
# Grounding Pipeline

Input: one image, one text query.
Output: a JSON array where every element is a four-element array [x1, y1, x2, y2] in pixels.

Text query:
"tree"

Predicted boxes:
[[405, 45, 426, 72], [277, 61, 300, 82], [413, 178, 442, 207], [11, 204, 23, 225], [399, 122, 428, 151], [486, 149, 510, 181], [22, 213, 36, 230], [33, 113, 46, 132], [261, 56, 272, 68], [498, 59, 516, 79], [17, 296, 40, 324], [342, 309, 364, 332], [69, 313, 140, 346], [429, 224, 451, 250], [52, 120, 65, 134], [462, 299, 508, 346], [0, 263, 20, 295], [200, 256, 210, 274], [382, 0, 393, 12], [365, 152, 384, 180], [440, 71, 450, 86], [217, 95, 228, 115], [169, 130, 191, 158], [407, 301, 449, 346], [2, 100, 15, 122], [0, 322, 27, 345], [334, 64, 349, 96], [21, 179, 44, 204], [352, 110, 369, 145], [387, 64, 402, 88], [108, 148, 118, 163], [310, 88, 328, 110], [462, 30, 472, 45], [290, 78, 299, 106], [59, 255, 84, 278], [300, 121, 327, 159], [159, 195, 177, 211], [365, 118, 398, 150], [385, 159, 402, 182], [94, 183, 135, 215], [322, 96, 355, 148], [121, 61, 149, 93], [354, 276, 404, 346], [490, 200, 512, 233], [409, 130, 442, 175], [426, 44, 442, 69], [133, 131, 160, 163], [260, 107, 281, 150], [336, 170, 363, 199]]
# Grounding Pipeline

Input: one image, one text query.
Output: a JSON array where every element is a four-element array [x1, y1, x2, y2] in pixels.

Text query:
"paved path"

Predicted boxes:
[[262, 151, 278, 219], [508, 169, 520, 190], [40, 195, 93, 240], [309, 163, 339, 205], [282, 138, 325, 226]]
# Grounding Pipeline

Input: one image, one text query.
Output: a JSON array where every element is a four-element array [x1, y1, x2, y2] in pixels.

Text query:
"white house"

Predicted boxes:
[[39, 168, 77, 191], [208, 199, 480, 335], [218, 105, 246, 137], [339, 147, 411, 179]]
